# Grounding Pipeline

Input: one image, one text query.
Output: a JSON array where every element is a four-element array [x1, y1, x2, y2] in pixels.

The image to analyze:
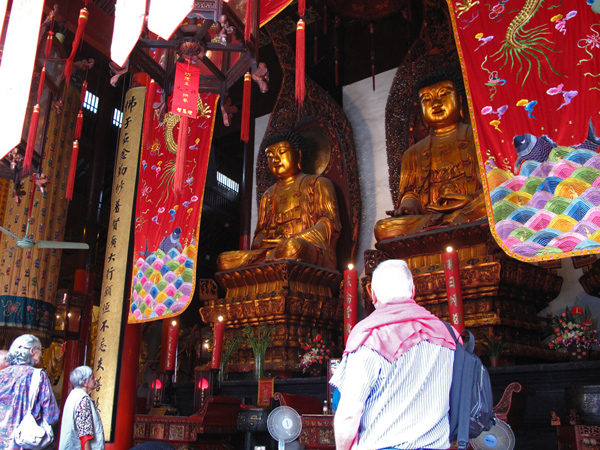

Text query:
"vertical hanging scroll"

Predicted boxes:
[[91, 86, 144, 440]]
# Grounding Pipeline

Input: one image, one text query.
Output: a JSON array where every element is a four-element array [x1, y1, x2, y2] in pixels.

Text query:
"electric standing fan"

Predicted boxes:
[[470, 419, 516, 450], [267, 406, 302, 450]]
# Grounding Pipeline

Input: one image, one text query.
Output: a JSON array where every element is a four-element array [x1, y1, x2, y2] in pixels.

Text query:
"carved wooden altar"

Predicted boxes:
[[364, 220, 564, 361], [200, 261, 343, 371], [133, 396, 242, 449]]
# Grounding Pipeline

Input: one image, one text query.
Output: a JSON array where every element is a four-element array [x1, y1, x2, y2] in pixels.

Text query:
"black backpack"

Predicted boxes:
[[443, 322, 496, 450]]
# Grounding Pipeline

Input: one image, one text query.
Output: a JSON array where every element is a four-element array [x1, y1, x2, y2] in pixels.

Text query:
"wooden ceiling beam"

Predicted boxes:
[[44, 0, 114, 58]]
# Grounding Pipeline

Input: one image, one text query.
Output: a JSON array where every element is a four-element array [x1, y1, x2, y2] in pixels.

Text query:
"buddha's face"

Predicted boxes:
[[265, 141, 301, 179], [419, 80, 461, 129]]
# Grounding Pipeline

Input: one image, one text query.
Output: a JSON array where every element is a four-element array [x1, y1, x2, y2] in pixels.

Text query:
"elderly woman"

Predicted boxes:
[[0, 334, 59, 450], [59, 366, 104, 450]]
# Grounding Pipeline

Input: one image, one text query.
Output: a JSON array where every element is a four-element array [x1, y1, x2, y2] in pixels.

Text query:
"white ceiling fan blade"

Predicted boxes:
[[0, 226, 18, 240], [36, 240, 89, 250]]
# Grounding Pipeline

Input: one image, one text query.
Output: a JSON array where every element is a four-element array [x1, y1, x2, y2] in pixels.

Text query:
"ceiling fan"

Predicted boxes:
[[0, 224, 89, 250], [0, 174, 89, 251]]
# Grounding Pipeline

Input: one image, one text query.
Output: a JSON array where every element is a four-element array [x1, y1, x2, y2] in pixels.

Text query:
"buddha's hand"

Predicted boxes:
[[386, 198, 420, 217], [260, 238, 283, 248], [426, 193, 472, 213]]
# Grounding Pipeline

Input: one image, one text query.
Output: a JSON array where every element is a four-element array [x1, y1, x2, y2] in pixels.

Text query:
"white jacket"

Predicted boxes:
[[59, 388, 104, 450]]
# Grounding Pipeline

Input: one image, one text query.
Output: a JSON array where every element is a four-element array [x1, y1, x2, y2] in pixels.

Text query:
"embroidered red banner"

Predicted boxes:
[[447, 0, 600, 262], [172, 62, 200, 118], [128, 89, 218, 323]]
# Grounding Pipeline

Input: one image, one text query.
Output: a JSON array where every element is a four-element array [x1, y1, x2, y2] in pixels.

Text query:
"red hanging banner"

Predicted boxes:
[[171, 62, 200, 119], [446, 0, 600, 263], [128, 90, 219, 323]]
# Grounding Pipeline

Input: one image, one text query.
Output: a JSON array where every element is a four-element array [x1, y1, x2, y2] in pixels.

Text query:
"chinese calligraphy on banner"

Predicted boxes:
[[92, 86, 144, 440], [446, 0, 600, 262], [128, 91, 218, 323], [172, 62, 200, 118]]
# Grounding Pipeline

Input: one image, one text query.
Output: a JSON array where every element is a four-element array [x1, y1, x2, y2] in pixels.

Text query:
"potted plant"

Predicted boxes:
[[548, 303, 600, 361], [298, 332, 335, 376], [480, 334, 506, 367]]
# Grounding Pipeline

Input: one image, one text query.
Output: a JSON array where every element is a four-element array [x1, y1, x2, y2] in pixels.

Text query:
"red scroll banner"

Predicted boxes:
[[442, 247, 465, 333], [343, 264, 358, 344], [172, 62, 200, 119]]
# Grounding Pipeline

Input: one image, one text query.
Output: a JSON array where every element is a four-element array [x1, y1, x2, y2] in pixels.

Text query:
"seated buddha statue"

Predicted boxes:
[[217, 131, 341, 271], [374, 70, 486, 242]]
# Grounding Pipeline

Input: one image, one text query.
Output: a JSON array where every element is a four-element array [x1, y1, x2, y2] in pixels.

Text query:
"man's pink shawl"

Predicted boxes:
[[344, 297, 458, 361]]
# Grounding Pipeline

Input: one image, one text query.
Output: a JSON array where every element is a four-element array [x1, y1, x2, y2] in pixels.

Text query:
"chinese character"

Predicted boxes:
[[124, 96, 137, 112]]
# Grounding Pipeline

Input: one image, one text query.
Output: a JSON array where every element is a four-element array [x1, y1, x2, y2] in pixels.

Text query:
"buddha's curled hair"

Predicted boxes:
[[262, 130, 306, 155], [414, 66, 466, 100]]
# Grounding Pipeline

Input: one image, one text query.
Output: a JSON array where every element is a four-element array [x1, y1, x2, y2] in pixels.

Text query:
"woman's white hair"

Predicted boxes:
[[70, 365, 93, 389], [6, 334, 40, 366], [371, 259, 414, 307]]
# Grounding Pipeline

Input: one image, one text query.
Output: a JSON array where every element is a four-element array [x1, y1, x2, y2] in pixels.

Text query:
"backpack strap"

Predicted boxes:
[[443, 321, 475, 353], [28, 369, 42, 413]]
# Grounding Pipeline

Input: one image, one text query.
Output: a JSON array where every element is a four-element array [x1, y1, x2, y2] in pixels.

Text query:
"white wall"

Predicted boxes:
[[251, 69, 600, 323]]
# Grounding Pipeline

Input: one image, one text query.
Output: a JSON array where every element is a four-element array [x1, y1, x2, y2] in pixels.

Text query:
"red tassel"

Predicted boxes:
[[37, 66, 46, 102], [24, 105, 40, 172], [174, 116, 189, 192], [66, 140, 79, 201], [240, 72, 251, 143], [143, 80, 156, 151], [74, 110, 84, 140], [245, 0, 254, 43], [45, 32, 53, 57], [63, 8, 89, 84], [295, 19, 306, 105], [299, 0, 305, 17], [80, 80, 88, 106]]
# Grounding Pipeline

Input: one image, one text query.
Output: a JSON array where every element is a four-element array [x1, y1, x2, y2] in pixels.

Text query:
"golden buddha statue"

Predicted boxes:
[[217, 131, 341, 271], [374, 71, 486, 242]]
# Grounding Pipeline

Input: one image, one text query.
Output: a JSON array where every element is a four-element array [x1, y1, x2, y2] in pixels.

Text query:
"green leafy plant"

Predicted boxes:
[[480, 334, 506, 358], [548, 303, 600, 350], [243, 323, 276, 356], [243, 324, 276, 378], [220, 329, 245, 370]]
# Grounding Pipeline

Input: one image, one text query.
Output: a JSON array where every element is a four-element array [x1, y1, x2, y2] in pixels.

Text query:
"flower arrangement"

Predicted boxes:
[[298, 332, 334, 372], [548, 304, 600, 350], [480, 334, 506, 358]]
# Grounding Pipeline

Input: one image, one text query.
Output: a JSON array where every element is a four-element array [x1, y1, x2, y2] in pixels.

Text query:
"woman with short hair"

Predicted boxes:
[[0, 334, 60, 450], [59, 366, 104, 450]]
